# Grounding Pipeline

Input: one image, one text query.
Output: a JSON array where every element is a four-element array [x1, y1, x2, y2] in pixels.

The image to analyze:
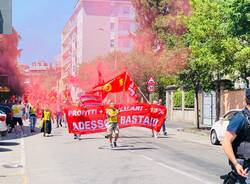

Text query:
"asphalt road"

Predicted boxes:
[[0, 124, 230, 184]]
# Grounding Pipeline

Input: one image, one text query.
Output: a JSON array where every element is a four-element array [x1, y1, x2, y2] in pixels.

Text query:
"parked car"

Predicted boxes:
[[210, 109, 241, 145], [0, 104, 12, 127], [0, 110, 7, 137]]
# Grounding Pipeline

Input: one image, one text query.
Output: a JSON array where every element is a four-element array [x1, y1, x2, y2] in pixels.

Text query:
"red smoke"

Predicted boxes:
[[0, 30, 23, 96]]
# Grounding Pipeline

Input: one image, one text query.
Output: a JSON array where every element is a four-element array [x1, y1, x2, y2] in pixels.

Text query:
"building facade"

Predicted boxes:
[[61, 0, 136, 99], [0, 0, 12, 34]]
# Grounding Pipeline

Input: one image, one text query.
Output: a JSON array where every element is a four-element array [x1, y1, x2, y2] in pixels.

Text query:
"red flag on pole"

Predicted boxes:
[[91, 72, 138, 100]]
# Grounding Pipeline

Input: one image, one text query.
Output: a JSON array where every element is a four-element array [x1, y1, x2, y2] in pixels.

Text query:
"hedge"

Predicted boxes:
[[173, 90, 182, 108], [184, 90, 195, 108]]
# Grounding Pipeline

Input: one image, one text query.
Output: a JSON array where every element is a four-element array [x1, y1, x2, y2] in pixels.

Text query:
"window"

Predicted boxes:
[[123, 7, 130, 15], [119, 39, 130, 48], [110, 22, 115, 31], [118, 22, 130, 31], [223, 111, 238, 121], [110, 39, 115, 48]]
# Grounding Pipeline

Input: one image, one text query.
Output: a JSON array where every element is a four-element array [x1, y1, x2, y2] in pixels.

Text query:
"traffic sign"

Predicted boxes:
[[147, 77, 156, 84], [147, 85, 155, 93]]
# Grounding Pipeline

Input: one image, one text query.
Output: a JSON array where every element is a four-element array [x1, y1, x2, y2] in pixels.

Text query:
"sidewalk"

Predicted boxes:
[[167, 121, 211, 136]]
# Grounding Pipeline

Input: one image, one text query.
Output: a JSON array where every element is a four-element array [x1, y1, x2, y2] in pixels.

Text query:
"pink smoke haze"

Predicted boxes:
[[0, 30, 23, 96]]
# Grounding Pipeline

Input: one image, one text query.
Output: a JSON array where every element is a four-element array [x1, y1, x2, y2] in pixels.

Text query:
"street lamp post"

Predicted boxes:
[[98, 27, 117, 71], [98, 27, 118, 103]]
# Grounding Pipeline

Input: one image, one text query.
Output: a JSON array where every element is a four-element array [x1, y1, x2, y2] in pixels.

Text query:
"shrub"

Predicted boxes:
[[184, 90, 195, 108], [173, 90, 182, 108]]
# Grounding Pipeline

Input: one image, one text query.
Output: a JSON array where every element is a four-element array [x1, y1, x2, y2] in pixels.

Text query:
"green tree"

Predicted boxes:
[[183, 0, 237, 121], [185, 90, 195, 108], [178, 64, 211, 128], [173, 90, 182, 108], [156, 75, 178, 104], [229, 0, 250, 86]]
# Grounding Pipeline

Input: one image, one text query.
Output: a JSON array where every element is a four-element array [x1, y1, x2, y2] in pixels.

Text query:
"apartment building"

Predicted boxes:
[[61, 0, 136, 99]]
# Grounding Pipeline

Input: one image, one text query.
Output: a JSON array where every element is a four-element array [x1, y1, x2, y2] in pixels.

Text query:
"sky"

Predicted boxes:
[[12, 0, 78, 65]]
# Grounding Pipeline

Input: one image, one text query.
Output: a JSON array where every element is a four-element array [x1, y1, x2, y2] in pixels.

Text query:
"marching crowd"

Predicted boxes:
[[1, 97, 66, 138], [1, 97, 167, 149]]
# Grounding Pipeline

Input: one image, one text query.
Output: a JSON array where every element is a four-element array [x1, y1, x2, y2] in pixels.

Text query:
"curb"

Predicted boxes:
[[176, 128, 210, 136]]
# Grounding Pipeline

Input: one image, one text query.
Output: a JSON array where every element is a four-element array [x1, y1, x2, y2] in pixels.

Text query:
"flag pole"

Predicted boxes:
[[123, 72, 128, 103], [138, 87, 150, 104]]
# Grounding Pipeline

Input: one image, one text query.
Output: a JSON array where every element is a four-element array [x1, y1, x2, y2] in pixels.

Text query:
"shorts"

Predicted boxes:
[[107, 123, 119, 135], [12, 117, 23, 126]]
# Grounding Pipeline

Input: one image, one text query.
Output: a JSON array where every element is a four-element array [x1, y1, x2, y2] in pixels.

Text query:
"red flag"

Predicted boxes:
[[91, 72, 138, 99]]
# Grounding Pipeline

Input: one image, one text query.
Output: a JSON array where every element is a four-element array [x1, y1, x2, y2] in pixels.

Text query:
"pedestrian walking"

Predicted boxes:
[[56, 108, 63, 128], [222, 89, 250, 184], [105, 102, 119, 148], [158, 99, 167, 136], [41, 106, 53, 137], [73, 103, 81, 140], [151, 100, 158, 137], [11, 100, 25, 135], [24, 101, 31, 122], [29, 105, 37, 133]]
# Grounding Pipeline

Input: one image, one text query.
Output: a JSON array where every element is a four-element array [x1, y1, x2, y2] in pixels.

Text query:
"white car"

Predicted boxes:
[[210, 109, 241, 145], [0, 110, 7, 138]]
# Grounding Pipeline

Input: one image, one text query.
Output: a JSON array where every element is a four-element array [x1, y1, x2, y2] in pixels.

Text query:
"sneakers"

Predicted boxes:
[[74, 135, 78, 139], [110, 144, 113, 149], [164, 132, 167, 136], [113, 141, 117, 147]]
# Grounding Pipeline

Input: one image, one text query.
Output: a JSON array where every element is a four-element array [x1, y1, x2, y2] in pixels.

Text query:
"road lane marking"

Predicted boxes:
[[141, 155, 153, 161], [141, 155, 216, 184]]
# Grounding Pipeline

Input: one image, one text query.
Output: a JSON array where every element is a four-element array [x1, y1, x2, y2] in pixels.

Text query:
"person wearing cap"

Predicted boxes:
[[222, 89, 250, 183]]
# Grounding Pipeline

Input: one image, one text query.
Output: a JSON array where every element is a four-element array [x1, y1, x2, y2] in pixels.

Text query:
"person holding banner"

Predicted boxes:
[[106, 102, 119, 148], [158, 99, 167, 136], [151, 100, 158, 138]]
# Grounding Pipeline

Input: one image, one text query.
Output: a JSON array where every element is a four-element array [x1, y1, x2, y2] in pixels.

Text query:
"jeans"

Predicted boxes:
[[56, 116, 62, 127], [29, 115, 37, 131], [162, 120, 166, 133]]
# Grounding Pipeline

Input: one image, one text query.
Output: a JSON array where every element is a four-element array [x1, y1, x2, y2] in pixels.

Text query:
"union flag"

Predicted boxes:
[[91, 72, 138, 99]]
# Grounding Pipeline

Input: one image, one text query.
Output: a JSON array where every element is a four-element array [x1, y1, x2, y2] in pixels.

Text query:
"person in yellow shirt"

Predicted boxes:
[[105, 102, 119, 148], [11, 100, 25, 135], [41, 106, 53, 137]]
